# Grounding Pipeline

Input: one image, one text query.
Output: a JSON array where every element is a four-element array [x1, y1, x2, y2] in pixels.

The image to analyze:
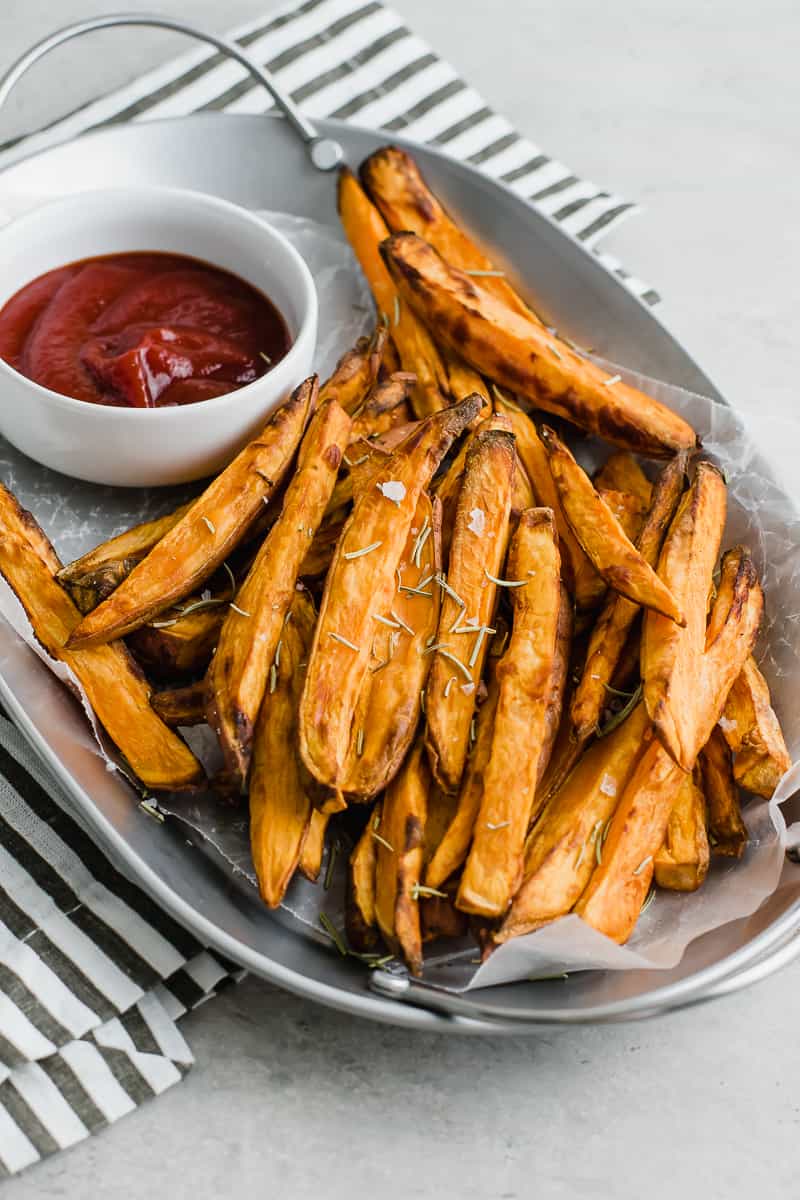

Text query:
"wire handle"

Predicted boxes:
[[0, 11, 344, 171]]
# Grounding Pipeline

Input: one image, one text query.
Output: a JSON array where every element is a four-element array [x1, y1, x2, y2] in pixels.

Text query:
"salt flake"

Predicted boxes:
[[461, 682, 476, 695], [599, 773, 617, 798], [718, 715, 737, 733], [377, 480, 406, 504], [467, 507, 486, 536]]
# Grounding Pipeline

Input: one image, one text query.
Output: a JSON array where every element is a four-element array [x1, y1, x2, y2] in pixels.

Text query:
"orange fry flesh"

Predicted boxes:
[[373, 742, 429, 975]]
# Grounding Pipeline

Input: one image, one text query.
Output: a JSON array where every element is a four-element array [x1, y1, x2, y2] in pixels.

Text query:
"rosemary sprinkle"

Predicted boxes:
[[201, 516, 216, 534], [230, 603, 251, 617], [603, 374, 622, 388], [344, 540, 382, 560], [484, 568, 527, 588], [329, 631, 360, 652], [632, 855, 653, 877]]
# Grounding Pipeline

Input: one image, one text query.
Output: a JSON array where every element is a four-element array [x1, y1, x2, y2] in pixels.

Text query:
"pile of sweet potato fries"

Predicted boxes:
[[0, 146, 790, 975]]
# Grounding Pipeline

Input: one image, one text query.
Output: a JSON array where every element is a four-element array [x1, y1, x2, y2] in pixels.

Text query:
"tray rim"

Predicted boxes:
[[1, 110, 798, 1030]]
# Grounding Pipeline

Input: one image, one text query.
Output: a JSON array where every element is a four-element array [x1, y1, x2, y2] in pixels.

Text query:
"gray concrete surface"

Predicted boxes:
[[1, 0, 799, 1195]]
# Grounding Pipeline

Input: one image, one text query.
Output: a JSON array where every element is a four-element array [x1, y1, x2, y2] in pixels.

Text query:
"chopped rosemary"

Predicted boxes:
[[435, 572, 466, 608], [329, 631, 360, 652], [640, 888, 656, 916], [259, 350, 272, 365], [470, 716, 476, 744], [229, 603, 252, 617], [371, 830, 395, 853], [420, 688, 426, 715], [389, 609, 414, 636], [484, 568, 527, 588], [603, 681, 638, 700], [255, 469, 274, 486], [398, 583, 433, 598], [597, 683, 642, 737], [356, 727, 365, 757], [468, 625, 493, 669], [274, 639, 282, 668], [269, 664, 277, 694], [595, 830, 605, 865], [324, 840, 340, 891], [373, 613, 401, 629], [410, 883, 448, 900], [177, 596, 229, 617], [393, 295, 401, 326], [632, 855, 653, 877], [139, 799, 164, 823], [201, 516, 216, 534], [222, 562, 237, 595], [486, 820, 510, 831], [412, 519, 431, 568], [344, 540, 382, 561], [548, 343, 563, 361], [603, 374, 622, 388], [438, 647, 472, 682], [443, 675, 457, 698], [575, 843, 587, 868], [319, 912, 347, 957], [150, 617, 179, 629], [464, 268, 506, 277]]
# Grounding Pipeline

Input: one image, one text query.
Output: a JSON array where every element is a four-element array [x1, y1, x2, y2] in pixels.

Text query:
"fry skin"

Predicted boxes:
[[571, 452, 688, 741], [425, 426, 515, 793], [380, 232, 698, 458], [457, 509, 562, 918], [349, 372, 415, 443], [208, 392, 351, 781], [338, 168, 449, 417], [58, 502, 194, 613], [151, 680, 207, 727], [653, 771, 710, 891], [300, 395, 481, 791], [360, 145, 538, 321], [595, 487, 647, 542], [491, 390, 602, 610], [373, 741, 428, 975], [346, 810, 380, 953], [594, 452, 653, 508], [0, 485, 61, 576], [719, 656, 791, 798], [249, 591, 318, 909], [0, 527, 203, 791], [540, 425, 685, 624], [68, 380, 315, 647], [574, 736, 685, 941], [339, 494, 441, 800], [700, 726, 748, 858], [493, 702, 650, 943]]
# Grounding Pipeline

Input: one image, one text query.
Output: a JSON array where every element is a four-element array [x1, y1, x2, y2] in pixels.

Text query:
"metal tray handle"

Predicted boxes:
[[0, 11, 344, 171]]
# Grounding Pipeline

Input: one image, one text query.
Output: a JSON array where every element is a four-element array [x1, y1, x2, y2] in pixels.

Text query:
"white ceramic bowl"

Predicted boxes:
[[0, 186, 318, 486]]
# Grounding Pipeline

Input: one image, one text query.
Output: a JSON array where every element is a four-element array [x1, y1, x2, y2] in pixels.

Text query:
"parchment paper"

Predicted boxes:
[[0, 208, 797, 989]]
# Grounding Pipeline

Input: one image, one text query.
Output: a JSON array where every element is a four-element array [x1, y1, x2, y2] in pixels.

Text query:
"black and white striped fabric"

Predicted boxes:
[[0, 0, 657, 304], [0, 0, 656, 1173], [0, 718, 239, 1174]]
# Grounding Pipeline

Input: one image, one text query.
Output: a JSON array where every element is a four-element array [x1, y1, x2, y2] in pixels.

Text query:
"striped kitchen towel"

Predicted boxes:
[[0, 717, 240, 1175], [0, 0, 657, 1174], [0, 0, 657, 304]]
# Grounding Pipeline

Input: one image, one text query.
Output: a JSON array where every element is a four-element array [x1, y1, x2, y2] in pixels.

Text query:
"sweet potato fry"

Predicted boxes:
[[491, 390, 602, 610], [339, 494, 441, 800], [571, 452, 688, 741], [151, 680, 207, 727], [653, 770, 710, 891], [380, 232, 698, 457], [594, 452, 653, 508], [338, 168, 449, 417], [573, 736, 685, 941], [425, 665, 500, 891], [127, 602, 225, 679], [319, 327, 388, 413], [346, 811, 380, 953], [57, 503, 194, 613], [360, 145, 537, 321], [425, 426, 515, 793], [719, 656, 791, 798], [68, 379, 315, 648], [493, 702, 650, 943], [540, 425, 684, 624], [457, 509, 562, 918], [0, 485, 61, 577], [300, 396, 481, 791], [249, 591, 318, 908], [298, 809, 330, 882], [700, 727, 748, 858], [349, 372, 415, 443], [208, 393, 350, 781], [538, 585, 573, 795], [0, 529, 203, 791], [373, 741, 428, 975]]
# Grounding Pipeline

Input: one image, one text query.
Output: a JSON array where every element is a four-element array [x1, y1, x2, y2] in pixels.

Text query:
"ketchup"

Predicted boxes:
[[0, 252, 291, 408]]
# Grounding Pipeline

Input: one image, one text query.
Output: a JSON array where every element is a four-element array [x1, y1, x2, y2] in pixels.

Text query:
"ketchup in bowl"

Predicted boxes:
[[0, 252, 291, 408]]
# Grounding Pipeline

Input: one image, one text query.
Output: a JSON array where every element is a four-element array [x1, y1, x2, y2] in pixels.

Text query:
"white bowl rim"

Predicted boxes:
[[0, 184, 318, 420]]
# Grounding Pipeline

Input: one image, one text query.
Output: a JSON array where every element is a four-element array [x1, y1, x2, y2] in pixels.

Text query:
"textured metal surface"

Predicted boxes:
[[1, 110, 798, 1030]]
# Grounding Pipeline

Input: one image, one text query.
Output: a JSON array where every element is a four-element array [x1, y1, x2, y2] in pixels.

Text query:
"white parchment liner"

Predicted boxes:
[[0, 209, 798, 991]]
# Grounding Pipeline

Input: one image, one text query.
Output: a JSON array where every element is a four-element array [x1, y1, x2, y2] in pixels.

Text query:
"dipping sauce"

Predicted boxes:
[[0, 252, 291, 408]]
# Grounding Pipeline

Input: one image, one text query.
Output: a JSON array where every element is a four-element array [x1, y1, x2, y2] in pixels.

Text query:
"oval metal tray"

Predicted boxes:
[[1, 111, 798, 1031]]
